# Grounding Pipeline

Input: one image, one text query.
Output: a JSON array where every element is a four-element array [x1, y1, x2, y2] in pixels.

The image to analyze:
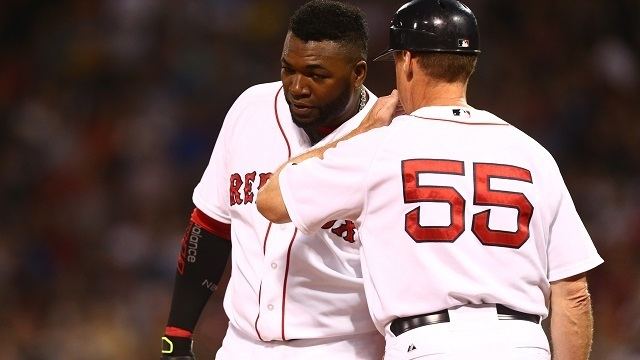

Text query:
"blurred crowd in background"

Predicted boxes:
[[1, 0, 638, 359]]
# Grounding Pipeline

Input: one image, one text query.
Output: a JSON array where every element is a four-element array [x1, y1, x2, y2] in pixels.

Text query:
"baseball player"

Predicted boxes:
[[257, 0, 604, 359], [160, 1, 384, 359]]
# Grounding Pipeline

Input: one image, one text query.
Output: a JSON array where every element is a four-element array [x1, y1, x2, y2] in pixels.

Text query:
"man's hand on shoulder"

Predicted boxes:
[[352, 89, 401, 137]]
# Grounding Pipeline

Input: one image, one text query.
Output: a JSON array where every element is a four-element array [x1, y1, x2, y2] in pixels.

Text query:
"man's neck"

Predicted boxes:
[[302, 91, 365, 145], [405, 80, 469, 113], [303, 126, 336, 145]]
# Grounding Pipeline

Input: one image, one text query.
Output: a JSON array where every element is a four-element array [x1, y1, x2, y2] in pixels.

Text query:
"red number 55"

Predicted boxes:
[[401, 159, 533, 248]]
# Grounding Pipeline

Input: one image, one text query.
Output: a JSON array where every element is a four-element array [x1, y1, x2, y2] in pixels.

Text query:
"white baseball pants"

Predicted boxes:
[[215, 322, 385, 360], [383, 304, 550, 360]]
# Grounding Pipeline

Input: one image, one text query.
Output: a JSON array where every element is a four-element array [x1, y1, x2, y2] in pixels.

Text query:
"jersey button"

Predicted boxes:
[[267, 304, 274, 311], [279, 224, 287, 231], [271, 262, 277, 269]]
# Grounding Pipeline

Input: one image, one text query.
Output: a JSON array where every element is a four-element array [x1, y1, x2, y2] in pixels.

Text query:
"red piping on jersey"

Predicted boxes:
[[410, 115, 510, 126], [255, 85, 298, 341], [274, 86, 292, 158], [254, 285, 265, 341], [191, 208, 231, 240], [254, 87, 292, 341], [281, 228, 298, 341], [253, 221, 273, 340], [262, 222, 273, 255]]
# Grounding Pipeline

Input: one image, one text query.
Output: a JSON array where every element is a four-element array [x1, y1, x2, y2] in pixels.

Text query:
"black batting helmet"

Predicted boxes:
[[373, 0, 480, 61]]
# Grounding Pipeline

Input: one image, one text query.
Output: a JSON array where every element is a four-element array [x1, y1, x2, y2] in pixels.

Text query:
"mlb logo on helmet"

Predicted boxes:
[[458, 39, 470, 48]]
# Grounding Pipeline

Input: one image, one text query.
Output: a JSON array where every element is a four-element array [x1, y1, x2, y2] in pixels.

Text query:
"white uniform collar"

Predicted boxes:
[[408, 106, 508, 126], [274, 85, 378, 152]]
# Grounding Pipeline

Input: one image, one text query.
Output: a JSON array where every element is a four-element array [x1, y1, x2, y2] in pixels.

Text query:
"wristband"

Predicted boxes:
[[162, 335, 193, 357]]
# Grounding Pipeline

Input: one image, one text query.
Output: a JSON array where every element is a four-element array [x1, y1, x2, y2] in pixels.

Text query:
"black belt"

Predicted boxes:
[[390, 304, 540, 336]]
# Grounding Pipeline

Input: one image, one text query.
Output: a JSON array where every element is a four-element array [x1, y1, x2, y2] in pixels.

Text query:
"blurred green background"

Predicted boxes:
[[1, 0, 638, 359]]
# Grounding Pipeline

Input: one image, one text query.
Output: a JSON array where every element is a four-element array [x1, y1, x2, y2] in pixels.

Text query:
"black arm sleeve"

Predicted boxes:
[[166, 210, 232, 333]]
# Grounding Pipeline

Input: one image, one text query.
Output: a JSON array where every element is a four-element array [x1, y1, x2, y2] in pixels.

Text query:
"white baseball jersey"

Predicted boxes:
[[279, 105, 604, 333], [193, 82, 381, 345]]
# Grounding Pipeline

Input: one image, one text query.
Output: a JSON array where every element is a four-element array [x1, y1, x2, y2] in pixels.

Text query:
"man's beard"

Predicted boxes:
[[290, 87, 353, 129]]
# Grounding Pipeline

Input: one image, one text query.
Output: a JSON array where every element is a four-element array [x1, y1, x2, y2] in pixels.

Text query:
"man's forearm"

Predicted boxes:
[[549, 274, 594, 360], [257, 91, 400, 224], [256, 127, 365, 223], [162, 209, 232, 358]]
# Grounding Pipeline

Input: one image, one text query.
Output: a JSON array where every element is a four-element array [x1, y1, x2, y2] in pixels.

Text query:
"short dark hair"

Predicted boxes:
[[289, 0, 368, 59], [415, 53, 478, 83]]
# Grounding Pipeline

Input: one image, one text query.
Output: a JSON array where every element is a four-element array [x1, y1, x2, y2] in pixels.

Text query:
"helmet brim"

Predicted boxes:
[[372, 49, 397, 62], [373, 47, 481, 62]]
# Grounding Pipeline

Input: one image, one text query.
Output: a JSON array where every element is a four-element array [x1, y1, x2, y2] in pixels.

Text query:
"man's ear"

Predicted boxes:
[[353, 59, 367, 88], [402, 51, 414, 82]]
